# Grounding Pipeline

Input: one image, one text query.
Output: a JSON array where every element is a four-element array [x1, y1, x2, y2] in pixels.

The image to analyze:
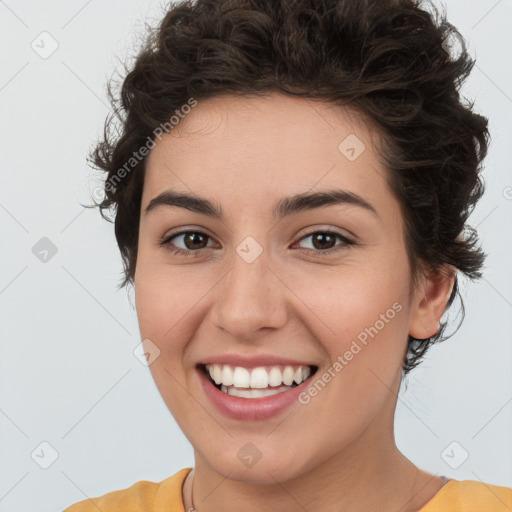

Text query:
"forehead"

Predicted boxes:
[[149, 91, 378, 162], [142, 92, 399, 225]]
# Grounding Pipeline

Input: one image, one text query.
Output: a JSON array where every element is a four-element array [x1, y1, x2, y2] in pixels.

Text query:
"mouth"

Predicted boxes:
[[198, 363, 319, 399]]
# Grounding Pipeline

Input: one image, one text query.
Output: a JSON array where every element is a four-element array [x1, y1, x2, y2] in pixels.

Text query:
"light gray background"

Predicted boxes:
[[0, 1, 511, 511]]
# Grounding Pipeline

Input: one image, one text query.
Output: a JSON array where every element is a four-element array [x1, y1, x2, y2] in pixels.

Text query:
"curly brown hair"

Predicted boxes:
[[86, 0, 489, 375]]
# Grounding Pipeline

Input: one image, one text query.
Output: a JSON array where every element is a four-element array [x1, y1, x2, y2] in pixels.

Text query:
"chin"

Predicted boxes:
[[199, 444, 318, 485]]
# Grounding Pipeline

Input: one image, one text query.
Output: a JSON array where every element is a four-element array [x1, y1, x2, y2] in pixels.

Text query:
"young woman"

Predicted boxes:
[[65, 0, 512, 510]]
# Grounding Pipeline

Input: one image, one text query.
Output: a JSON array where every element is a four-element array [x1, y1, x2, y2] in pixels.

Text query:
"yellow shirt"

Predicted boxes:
[[63, 468, 512, 511]]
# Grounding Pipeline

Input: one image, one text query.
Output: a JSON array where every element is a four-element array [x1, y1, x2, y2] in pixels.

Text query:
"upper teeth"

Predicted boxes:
[[205, 364, 312, 388]]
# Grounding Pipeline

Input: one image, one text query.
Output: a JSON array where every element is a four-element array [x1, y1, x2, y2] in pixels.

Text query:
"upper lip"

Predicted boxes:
[[199, 354, 318, 369]]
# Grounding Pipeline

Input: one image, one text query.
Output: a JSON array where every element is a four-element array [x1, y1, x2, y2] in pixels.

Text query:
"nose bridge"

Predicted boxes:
[[210, 239, 287, 337]]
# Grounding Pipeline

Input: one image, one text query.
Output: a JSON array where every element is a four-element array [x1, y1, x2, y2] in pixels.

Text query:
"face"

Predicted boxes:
[[134, 91, 446, 483]]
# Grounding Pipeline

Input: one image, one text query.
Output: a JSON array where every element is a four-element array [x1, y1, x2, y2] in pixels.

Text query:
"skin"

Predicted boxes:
[[134, 91, 456, 512]]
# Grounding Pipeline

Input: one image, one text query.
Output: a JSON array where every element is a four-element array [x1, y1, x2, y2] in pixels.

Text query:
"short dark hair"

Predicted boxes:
[[86, 0, 489, 375]]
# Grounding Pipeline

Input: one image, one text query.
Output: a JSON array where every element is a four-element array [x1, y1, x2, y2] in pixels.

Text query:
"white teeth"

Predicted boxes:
[[232, 367, 251, 388], [296, 366, 311, 384], [221, 384, 294, 398], [208, 364, 222, 384], [212, 365, 222, 385], [204, 363, 313, 395], [250, 367, 269, 388], [221, 365, 234, 386], [268, 367, 282, 387], [282, 366, 295, 386]]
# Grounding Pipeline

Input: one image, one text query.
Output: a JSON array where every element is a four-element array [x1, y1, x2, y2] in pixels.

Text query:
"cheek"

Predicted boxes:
[[135, 241, 193, 334], [135, 277, 193, 353], [134, 268, 202, 423], [285, 261, 410, 354], [134, 252, 218, 366]]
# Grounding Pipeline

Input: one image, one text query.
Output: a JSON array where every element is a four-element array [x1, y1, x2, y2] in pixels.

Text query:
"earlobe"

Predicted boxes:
[[409, 264, 456, 340]]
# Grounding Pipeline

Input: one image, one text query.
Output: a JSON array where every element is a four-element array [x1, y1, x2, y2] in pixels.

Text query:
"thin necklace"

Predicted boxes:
[[185, 468, 448, 511], [187, 469, 197, 512]]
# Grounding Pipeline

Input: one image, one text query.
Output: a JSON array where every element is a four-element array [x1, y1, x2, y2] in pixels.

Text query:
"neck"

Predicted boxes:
[[184, 434, 444, 511], [183, 374, 445, 512]]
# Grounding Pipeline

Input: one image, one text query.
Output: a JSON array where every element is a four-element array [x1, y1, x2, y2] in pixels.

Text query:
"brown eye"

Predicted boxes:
[[160, 231, 216, 255], [296, 230, 355, 255], [181, 232, 209, 250], [311, 232, 337, 250]]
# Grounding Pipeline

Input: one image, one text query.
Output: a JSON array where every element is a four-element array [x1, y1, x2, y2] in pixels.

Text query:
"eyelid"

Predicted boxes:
[[161, 226, 217, 244], [161, 229, 218, 251], [160, 226, 355, 256], [296, 224, 355, 240], [293, 229, 355, 252], [162, 224, 354, 242]]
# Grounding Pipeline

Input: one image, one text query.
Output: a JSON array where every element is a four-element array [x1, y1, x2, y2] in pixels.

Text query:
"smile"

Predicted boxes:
[[203, 363, 315, 398], [196, 361, 319, 420]]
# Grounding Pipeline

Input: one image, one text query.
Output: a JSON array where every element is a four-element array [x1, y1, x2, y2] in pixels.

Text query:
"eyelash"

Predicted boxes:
[[159, 229, 355, 257]]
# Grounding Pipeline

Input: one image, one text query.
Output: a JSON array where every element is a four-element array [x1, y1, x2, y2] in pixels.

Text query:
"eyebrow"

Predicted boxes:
[[144, 188, 379, 221]]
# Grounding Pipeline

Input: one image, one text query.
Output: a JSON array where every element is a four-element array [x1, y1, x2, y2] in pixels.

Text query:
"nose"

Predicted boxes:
[[208, 245, 288, 340]]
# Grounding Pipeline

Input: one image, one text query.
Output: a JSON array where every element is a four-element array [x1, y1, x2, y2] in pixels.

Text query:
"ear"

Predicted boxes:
[[409, 264, 456, 340]]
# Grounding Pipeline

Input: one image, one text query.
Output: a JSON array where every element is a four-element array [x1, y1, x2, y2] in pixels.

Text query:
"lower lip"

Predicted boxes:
[[197, 367, 313, 421]]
